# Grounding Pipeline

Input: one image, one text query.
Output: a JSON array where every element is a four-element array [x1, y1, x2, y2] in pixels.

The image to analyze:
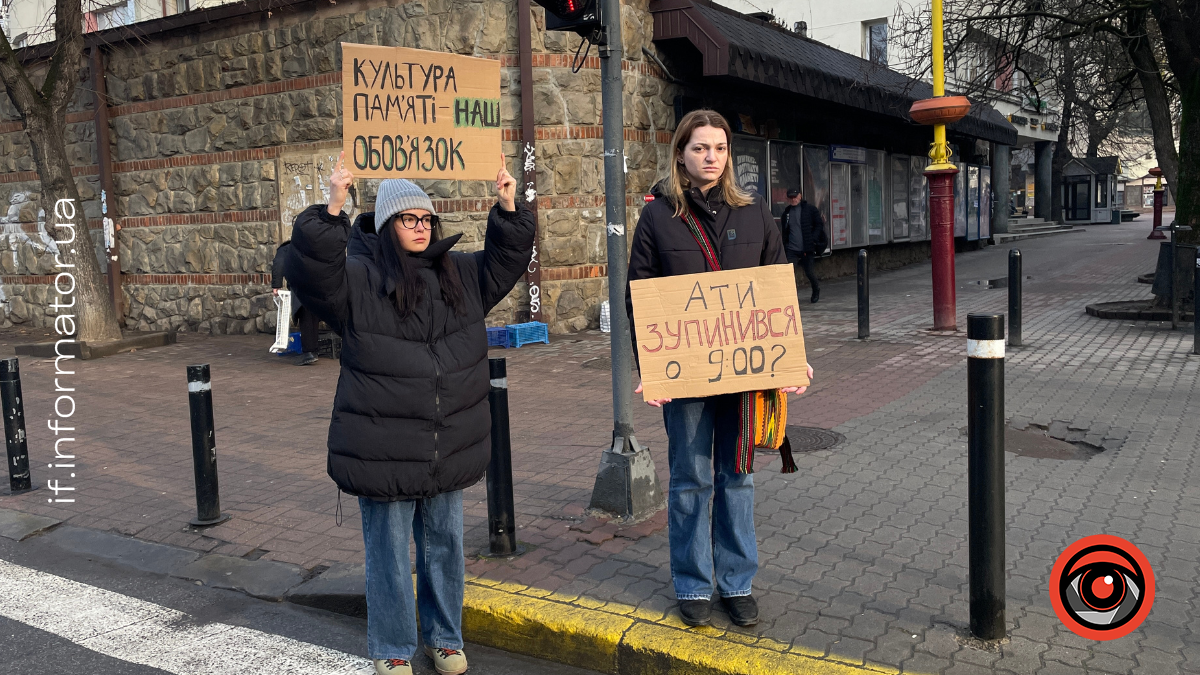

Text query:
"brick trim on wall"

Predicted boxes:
[[0, 165, 100, 185], [108, 73, 342, 118], [111, 140, 342, 174], [540, 264, 607, 281], [94, 208, 281, 229]]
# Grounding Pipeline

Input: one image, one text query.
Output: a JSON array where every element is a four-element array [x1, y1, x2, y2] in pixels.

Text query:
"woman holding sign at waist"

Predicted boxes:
[[627, 109, 815, 628], [283, 153, 534, 675]]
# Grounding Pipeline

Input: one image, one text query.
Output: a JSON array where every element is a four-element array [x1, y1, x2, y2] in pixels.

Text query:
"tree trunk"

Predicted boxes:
[[0, 0, 123, 342], [26, 106, 123, 341], [1123, 12, 1181, 205], [1148, 0, 1199, 245]]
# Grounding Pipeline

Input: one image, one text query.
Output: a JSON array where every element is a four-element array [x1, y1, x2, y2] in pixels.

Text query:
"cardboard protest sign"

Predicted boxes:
[[341, 43, 501, 181], [630, 264, 809, 401]]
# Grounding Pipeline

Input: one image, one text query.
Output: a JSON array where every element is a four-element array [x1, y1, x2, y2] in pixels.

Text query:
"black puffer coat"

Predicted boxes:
[[284, 203, 535, 500]]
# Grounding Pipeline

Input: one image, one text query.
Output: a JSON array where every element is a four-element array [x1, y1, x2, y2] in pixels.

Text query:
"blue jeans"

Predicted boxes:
[[662, 394, 758, 601], [359, 491, 464, 661]]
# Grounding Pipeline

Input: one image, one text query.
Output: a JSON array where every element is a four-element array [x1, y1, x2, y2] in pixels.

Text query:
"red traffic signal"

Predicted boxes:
[[535, 0, 602, 35]]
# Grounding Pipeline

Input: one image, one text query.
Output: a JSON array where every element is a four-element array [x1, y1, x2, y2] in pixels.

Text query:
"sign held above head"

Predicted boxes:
[[341, 43, 502, 181]]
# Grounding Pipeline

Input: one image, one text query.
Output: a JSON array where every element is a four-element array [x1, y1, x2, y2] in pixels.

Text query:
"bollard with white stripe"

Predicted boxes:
[[967, 314, 1005, 640], [186, 365, 229, 526], [482, 357, 523, 557], [857, 249, 869, 340]]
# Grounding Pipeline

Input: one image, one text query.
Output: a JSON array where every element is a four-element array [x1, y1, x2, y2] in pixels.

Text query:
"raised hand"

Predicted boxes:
[[781, 364, 815, 395], [496, 154, 517, 212], [327, 151, 354, 217]]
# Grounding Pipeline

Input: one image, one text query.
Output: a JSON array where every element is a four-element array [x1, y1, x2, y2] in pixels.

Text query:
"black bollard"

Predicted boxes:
[[857, 249, 869, 339], [482, 358, 523, 557], [1008, 250, 1022, 347], [1194, 251, 1199, 355], [0, 358, 31, 494], [187, 365, 229, 526], [967, 314, 1006, 641]]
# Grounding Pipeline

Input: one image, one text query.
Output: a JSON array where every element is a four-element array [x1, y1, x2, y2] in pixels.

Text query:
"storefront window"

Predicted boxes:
[[732, 134, 769, 200], [954, 163, 967, 237], [866, 150, 886, 244], [891, 155, 909, 240], [980, 167, 992, 239], [830, 163, 850, 248], [908, 155, 927, 241], [1095, 176, 1107, 207], [802, 145, 831, 252], [967, 165, 980, 241], [768, 140, 802, 218], [851, 164, 867, 247]]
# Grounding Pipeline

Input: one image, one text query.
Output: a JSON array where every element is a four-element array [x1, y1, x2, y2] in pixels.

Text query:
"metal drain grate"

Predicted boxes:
[[786, 426, 845, 452]]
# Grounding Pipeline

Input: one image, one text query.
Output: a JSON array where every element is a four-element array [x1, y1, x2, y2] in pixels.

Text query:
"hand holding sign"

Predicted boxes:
[[327, 151, 354, 217]]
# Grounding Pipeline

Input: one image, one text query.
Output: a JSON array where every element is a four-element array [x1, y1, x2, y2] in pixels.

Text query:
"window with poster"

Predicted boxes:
[[980, 167, 992, 239], [908, 155, 928, 241], [732, 134, 769, 201], [890, 154, 910, 240], [802, 145, 831, 253], [954, 163, 968, 237], [830, 163, 850, 248], [866, 150, 887, 244], [829, 145, 865, 249], [967, 165, 980, 241], [850, 163, 867, 247], [768, 140, 802, 220]]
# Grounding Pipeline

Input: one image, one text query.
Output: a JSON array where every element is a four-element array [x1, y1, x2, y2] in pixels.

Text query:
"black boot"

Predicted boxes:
[[679, 599, 712, 626], [297, 352, 318, 366], [723, 595, 759, 626], [810, 287, 820, 303]]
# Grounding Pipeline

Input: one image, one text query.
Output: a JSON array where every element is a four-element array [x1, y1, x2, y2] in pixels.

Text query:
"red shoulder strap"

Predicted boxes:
[[681, 208, 722, 272]]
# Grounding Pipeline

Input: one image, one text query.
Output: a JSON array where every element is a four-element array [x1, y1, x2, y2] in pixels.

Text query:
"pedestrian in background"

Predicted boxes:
[[283, 152, 534, 675], [271, 241, 320, 365], [627, 109, 814, 628], [781, 188, 826, 302]]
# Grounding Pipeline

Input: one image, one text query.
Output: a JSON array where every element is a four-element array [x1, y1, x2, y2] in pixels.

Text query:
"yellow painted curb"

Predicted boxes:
[[462, 576, 909, 675]]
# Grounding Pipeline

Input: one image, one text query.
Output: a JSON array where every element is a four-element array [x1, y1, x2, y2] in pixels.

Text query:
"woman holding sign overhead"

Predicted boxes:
[[628, 109, 815, 628], [283, 153, 534, 675]]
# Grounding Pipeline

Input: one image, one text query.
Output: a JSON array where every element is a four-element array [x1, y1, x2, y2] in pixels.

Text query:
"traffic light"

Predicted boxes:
[[535, 0, 603, 37]]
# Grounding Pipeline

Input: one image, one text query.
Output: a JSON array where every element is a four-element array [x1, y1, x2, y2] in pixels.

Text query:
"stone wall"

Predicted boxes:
[[0, 0, 679, 335]]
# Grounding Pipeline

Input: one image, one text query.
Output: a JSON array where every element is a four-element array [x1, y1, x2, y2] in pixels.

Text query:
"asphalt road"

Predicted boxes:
[[0, 530, 597, 675]]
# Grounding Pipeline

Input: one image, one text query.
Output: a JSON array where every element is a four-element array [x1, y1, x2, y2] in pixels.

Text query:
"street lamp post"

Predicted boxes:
[[910, 0, 970, 331]]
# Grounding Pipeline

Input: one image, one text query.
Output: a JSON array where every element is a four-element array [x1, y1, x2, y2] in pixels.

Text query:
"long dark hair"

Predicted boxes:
[[377, 215, 467, 319]]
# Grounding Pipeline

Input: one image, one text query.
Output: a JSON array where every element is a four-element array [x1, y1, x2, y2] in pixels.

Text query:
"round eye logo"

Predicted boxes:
[[1050, 534, 1154, 640]]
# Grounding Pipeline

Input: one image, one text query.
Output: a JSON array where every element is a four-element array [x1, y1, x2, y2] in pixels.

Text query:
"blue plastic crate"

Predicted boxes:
[[280, 331, 302, 354], [486, 326, 509, 348], [505, 321, 549, 348]]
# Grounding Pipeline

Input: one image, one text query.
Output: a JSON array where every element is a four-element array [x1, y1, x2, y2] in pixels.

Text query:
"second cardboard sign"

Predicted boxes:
[[630, 264, 809, 401]]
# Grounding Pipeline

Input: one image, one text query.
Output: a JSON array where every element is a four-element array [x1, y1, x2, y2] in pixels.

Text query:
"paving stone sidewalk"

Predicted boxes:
[[2, 218, 1197, 674]]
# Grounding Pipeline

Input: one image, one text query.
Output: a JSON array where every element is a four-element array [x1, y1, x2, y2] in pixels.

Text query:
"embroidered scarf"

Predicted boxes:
[[680, 206, 797, 474]]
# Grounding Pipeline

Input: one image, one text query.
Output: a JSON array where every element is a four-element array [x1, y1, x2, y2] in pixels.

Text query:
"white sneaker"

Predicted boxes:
[[424, 646, 468, 675], [374, 658, 412, 675]]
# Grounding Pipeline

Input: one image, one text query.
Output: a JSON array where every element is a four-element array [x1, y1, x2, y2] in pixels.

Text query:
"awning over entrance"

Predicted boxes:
[[650, 0, 1019, 147]]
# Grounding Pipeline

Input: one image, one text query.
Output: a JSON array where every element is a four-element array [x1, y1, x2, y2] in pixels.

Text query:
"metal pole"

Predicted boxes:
[[589, 0, 664, 520], [967, 314, 1006, 641], [0, 358, 31, 494], [483, 358, 523, 557], [91, 47, 123, 319], [187, 365, 229, 527], [1171, 225, 1179, 330], [516, 0, 543, 323], [1194, 250, 1199, 355], [1148, 175, 1166, 240], [929, 170, 958, 330], [1008, 250, 1022, 347], [857, 249, 869, 339]]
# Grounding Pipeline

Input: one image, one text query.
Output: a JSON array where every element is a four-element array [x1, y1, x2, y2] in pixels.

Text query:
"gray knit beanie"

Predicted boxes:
[[374, 179, 436, 225]]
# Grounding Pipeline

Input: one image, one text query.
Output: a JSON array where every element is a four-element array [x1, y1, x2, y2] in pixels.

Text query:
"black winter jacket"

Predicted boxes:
[[626, 187, 787, 369], [270, 241, 303, 314], [283, 203, 535, 500], [790, 200, 827, 254]]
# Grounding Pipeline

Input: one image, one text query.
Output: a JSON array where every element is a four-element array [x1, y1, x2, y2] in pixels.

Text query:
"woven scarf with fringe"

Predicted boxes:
[[680, 206, 796, 474]]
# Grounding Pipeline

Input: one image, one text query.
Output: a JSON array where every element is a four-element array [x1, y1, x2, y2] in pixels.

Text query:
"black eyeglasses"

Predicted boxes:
[[397, 213, 439, 230]]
